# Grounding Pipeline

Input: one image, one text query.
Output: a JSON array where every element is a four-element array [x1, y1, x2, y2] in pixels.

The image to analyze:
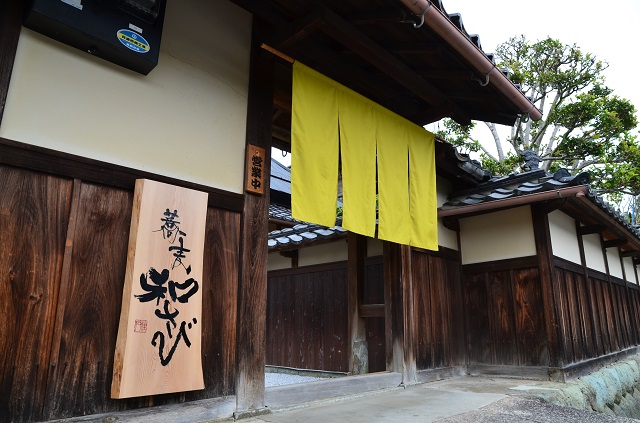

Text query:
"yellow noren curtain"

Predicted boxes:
[[339, 89, 377, 238], [376, 108, 410, 245], [291, 62, 340, 227], [409, 128, 438, 250], [291, 61, 438, 250]]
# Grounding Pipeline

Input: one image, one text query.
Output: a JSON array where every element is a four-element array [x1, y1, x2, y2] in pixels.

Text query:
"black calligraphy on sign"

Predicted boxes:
[[135, 208, 199, 366], [250, 154, 263, 190]]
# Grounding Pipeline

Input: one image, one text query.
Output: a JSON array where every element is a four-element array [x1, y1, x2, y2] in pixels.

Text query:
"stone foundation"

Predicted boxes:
[[541, 356, 640, 419]]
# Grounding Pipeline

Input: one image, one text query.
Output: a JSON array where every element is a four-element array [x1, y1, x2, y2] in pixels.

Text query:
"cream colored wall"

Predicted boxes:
[[267, 253, 292, 271], [0, 0, 251, 193], [437, 176, 458, 251], [582, 233, 606, 272], [298, 241, 348, 267], [548, 210, 582, 264], [459, 206, 536, 265], [623, 257, 637, 284], [606, 248, 624, 279]]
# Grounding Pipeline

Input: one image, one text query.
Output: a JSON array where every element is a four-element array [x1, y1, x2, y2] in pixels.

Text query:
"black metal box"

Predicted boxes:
[[24, 0, 166, 75]]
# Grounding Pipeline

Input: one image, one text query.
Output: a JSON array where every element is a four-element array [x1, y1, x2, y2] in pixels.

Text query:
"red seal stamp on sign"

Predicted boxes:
[[134, 319, 148, 333]]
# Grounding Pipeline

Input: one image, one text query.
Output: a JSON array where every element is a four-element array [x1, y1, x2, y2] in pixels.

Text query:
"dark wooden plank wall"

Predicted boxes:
[[554, 258, 640, 366], [266, 262, 349, 372], [0, 164, 241, 422], [362, 257, 386, 373], [411, 249, 466, 370], [463, 257, 548, 367]]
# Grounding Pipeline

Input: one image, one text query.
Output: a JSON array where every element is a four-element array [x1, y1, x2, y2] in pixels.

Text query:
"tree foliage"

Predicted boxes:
[[436, 36, 639, 203]]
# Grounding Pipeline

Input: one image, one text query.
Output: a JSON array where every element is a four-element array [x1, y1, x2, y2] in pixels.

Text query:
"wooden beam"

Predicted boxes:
[[269, 8, 325, 50], [318, 6, 470, 125], [532, 204, 564, 368], [621, 250, 640, 258], [359, 304, 385, 318], [383, 242, 416, 384], [603, 239, 627, 249], [577, 225, 607, 236], [236, 18, 274, 414], [348, 233, 368, 374]]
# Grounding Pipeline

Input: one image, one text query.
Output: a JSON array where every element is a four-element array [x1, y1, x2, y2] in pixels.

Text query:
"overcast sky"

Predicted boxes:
[[441, 0, 640, 123]]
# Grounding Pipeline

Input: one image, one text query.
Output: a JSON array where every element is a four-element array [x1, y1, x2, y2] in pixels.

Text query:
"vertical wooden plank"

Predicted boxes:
[[575, 275, 595, 359], [429, 256, 445, 368], [347, 233, 367, 374], [236, 18, 273, 413], [531, 204, 563, 368], [598, 278, 613, 354], [487, 271, 517, 365], [383, 242, 416, 384], [555, 269, 575, 364], [45, 183, 136, 418], [464, 272, 491, 364], [565, 271, 584, 362], [0, 169, 72, 422], [188, 208, 240, 399], [412, 251, 432, 370], [364, 259, 386, 373], [575, 220, 601, 357], [513, 268, 547, 366], [447, 257, 466, 366], [0, 0, 27, 126]]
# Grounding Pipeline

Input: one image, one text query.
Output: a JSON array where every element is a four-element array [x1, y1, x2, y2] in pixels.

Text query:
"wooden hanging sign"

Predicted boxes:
[[112, 179, 208, 399], [245, 144, 266, 195]]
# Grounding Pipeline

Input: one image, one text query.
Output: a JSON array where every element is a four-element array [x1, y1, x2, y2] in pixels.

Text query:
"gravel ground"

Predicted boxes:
[[265, 372, 323, 387]]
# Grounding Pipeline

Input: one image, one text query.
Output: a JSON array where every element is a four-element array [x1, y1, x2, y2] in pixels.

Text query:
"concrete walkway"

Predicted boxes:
[[241, 376, 636, 423]]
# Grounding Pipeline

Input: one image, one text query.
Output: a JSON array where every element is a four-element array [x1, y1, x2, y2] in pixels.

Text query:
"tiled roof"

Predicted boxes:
[[269, 203, 298, 224], [442, 168, 591, 209], [441, 167, 640, 241], [268, 223, 348, 251]]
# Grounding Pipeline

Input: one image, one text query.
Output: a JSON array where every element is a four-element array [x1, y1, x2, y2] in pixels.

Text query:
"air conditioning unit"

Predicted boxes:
[[24, 0, 166, 75]]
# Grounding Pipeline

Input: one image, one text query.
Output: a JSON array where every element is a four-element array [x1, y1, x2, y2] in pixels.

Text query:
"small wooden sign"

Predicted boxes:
[[111, 179, 208, 399], [245, 145, 266, 195]]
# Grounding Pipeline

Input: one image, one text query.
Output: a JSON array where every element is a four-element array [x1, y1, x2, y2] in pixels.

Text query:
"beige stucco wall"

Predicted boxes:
[[548, 210, 582, 264], [459, 206, 536, 265], [582, 233, 606, 273], [298, 241, 348, 267], [0, 0, 251, 193], [607, 247, 624, 279], [267, 253, 292, 272], [623, 256, 637, 284], [437, 177, 458, 251]]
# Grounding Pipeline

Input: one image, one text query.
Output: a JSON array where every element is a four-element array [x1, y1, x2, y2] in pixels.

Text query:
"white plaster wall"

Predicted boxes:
[[459, 206, 536, 265], [298, 241, 348, 267], [607, 248, 624, 279], [623, 257, 638, 284], [582, 233, 606, 272], [548, 210, 582, 264], [0, 0, 251, 193], [437, 176, 458, 251], [267, 253, 292, 271]]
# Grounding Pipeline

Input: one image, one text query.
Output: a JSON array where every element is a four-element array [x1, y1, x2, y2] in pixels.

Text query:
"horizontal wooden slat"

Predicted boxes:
[[359, 304, 385, 318], [0, 138, 244, 212]]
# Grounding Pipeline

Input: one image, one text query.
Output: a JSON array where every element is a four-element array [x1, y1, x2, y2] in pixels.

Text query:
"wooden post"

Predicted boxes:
[[531, 204, 564, 371], [236, 18, 273, 413], [383, 242, 416, 384], [0, 0, 26, 126], [347, 232, 368, 374]]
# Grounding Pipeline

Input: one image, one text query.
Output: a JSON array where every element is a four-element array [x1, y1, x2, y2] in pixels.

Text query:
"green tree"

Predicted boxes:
[[437, 36, 639, 203]]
